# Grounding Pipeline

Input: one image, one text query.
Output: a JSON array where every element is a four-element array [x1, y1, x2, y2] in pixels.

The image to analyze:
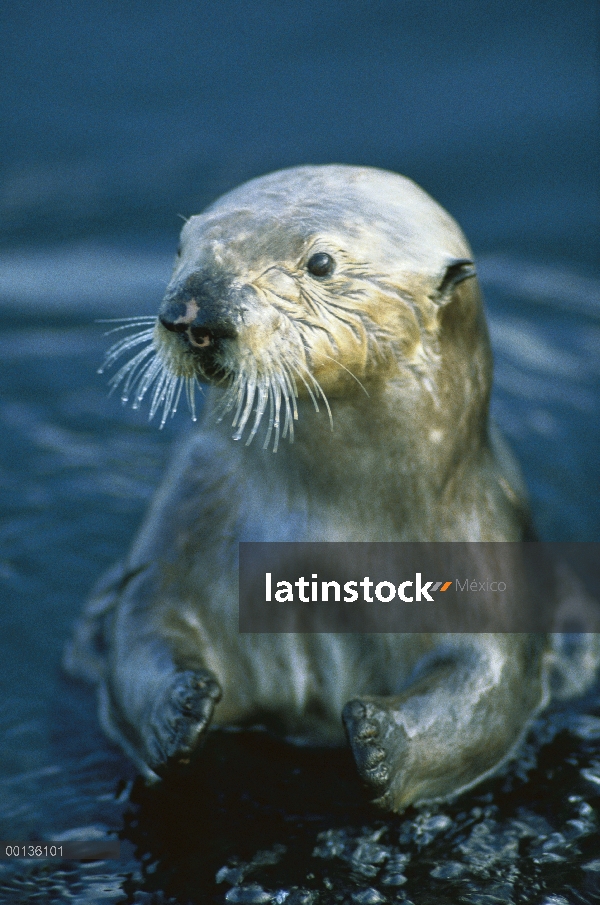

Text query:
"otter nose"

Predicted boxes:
[[159, 272, 239, 347], [158, 300, 193, 334]]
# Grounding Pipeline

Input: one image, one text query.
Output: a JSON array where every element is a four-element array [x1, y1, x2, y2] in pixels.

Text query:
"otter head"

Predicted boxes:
[[105, 165, 492, 450]]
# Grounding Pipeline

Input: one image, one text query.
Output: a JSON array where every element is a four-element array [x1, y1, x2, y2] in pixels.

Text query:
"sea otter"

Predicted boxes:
[[65, 165, 598, 811]]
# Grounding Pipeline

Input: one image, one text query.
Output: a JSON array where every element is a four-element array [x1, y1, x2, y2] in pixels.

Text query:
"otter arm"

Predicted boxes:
[[93, 569, 222, 780], [82, 437, 246, 778], [343, 634, 548, 812]]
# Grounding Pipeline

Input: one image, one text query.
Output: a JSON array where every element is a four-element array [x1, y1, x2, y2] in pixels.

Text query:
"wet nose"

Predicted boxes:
[[158, 300, 191, 334], [159, 272, 239, 346]]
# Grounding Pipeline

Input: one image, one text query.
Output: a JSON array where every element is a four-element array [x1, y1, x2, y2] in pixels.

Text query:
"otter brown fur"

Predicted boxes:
[[65, 165, 598, 812]]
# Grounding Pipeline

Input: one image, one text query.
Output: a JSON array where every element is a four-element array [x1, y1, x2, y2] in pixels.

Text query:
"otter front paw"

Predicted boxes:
[[145, 669, 222, 770], [342, 698, 402, 805]]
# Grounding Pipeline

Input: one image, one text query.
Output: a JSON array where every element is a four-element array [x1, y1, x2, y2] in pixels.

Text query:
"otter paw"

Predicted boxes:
[[145, 669, 222, 770], [343, 698, 404, 803]]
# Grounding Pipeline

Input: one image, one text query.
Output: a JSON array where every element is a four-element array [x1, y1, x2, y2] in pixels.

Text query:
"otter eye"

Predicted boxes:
[[307, 252, 335, 277]]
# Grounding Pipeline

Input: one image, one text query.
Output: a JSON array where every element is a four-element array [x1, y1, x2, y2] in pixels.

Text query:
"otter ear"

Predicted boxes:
[[436, 258, 476, 302]]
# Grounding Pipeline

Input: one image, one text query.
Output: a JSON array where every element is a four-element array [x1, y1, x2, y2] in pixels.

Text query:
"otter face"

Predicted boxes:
[[102, 166, 490, 449]]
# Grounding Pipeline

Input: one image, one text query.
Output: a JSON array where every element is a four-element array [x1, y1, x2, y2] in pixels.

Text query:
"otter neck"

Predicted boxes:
[[205, 385, 493, 541]]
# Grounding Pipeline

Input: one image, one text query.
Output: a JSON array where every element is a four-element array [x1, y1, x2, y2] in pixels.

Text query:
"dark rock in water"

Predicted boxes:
[[225, 884, 273, 904], [108, 704, 600, 904]]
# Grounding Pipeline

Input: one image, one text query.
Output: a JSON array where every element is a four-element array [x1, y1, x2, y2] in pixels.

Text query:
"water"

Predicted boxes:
[[0, 2, 598, 902]]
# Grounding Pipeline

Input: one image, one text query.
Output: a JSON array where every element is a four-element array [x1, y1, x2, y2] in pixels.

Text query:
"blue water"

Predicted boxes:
[[0, 2, 599, 902]]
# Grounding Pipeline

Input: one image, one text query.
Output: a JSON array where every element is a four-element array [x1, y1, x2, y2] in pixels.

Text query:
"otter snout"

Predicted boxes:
[[159, 271, 238, 350], [158, 300, 193, 334]]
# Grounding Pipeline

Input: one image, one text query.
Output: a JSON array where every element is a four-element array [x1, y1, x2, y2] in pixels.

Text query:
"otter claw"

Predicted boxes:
[[343, 698, 393, 797], [146, 669, 222, 769]]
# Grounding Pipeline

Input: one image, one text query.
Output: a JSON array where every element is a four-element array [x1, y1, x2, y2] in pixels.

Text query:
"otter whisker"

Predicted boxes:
[[232, 372, 257, 441], [97, 318, 157, 338], [230, 375, 247, 429], [291, 364, 320, 414], [276, 371, 294, 442], [157, 373, 179, 428], [281, 362, 299, 422], [149, 366, 170, 421], [263, 383, 276, 451], [229, 375, 244, 428], [160, 377, 175, 427], [171, 376, 184, 417], [312, 377, 333, 430], [101, 329, 156, 370], [107, 345, 156, 400], [185, 376, 198, 422], [213, 373, 238, 422], [119, 344, 158, 395], [133, 356, 163, 408], [209, 362, 295, 451], [105, 346, 146, 388], [280, 380, 291, 441], [272, 382, 282, 453], [126, 360, 158, 408], [102, 323, 157, 338], [97, 316, 157, 323], [143, 371, 184, 426], [245, 378, 269, 446], [130, 362, 161, 410], [311, 350, 370, 398], [105, 317, 157, 322], [299, 366, 333, 430], [153, 367, 185, 428], [96, 315, 190, 420]]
